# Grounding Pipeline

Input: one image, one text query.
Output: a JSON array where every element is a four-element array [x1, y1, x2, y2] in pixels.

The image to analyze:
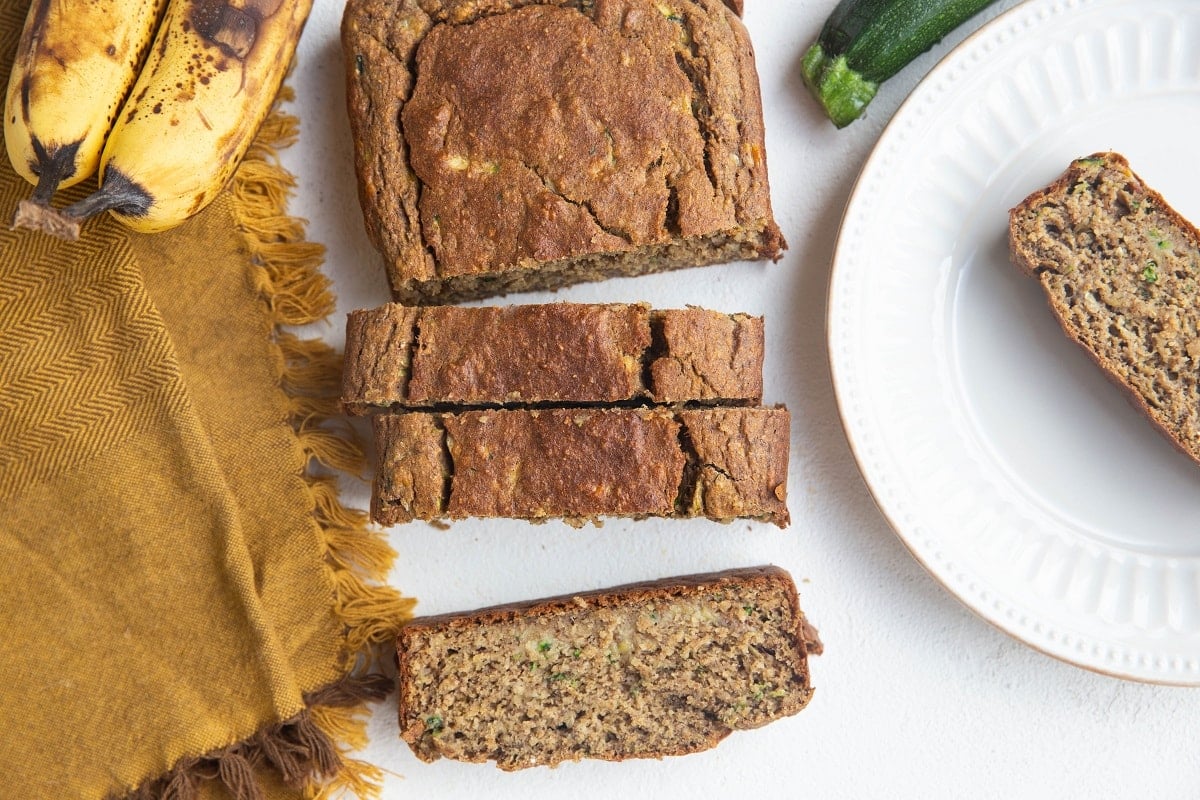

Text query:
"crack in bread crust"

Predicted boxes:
[[372, 406, 790, 526], [341, 0, 783, 303], [342, 303, 764, 412]]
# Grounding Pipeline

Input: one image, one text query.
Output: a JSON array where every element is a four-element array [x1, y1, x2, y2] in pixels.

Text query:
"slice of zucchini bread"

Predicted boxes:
[[396, 565, 822, 769], [372, 406, 791, 526], [1009, 152, 1200, 465], [342, 302, 764, 412], [341, 0, 785, 304]]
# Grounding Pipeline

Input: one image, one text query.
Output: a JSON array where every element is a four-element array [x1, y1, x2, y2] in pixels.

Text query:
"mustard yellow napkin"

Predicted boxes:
[[0, 4, 412, 797]]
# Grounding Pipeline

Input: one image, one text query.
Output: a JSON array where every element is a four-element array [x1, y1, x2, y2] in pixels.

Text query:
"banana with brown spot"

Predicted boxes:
[[58, 0, 313, 237], [4, 0, 167, 220]]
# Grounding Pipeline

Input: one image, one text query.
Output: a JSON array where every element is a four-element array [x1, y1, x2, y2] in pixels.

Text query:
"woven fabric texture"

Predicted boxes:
[[0, 4, 411, 797]]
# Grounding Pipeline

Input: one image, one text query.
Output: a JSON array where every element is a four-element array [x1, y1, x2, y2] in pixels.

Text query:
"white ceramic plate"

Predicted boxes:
[[828, 0, 1200, 683]]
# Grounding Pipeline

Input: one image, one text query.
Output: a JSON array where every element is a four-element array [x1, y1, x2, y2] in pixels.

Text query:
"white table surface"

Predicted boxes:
[[279, 1, 1200, 797]]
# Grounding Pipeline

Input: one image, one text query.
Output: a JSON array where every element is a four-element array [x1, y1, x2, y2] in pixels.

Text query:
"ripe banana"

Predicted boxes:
[[4, 0, 167, 206], [58, 0, 313, 236]]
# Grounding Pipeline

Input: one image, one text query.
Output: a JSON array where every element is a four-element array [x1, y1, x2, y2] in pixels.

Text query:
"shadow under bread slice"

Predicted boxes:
[[342, 302, 764, 413], [341, 0, 784, 304], [372, 406, 790, 527], [1009, 152, 1200, 465], [397, 565, 821, 769]]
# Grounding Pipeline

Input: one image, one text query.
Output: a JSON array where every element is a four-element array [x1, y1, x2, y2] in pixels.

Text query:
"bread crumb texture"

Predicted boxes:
[[1009, 152, 1200, 463], [396, 566, 819, 769]]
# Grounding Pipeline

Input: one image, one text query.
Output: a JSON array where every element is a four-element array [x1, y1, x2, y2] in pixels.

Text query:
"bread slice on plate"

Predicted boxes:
[[341, 0, 784, 304], [396, 566, 821, 769], [1009, 152, 1200, 466]]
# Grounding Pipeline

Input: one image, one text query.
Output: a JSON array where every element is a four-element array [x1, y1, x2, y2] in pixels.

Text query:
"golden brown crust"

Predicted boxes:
[[680, 406, 789, 525], [341, 0, 783, 303], [649, 307, 764, 403], [341, 304, 421, 414], [372, 413, 449, 522], [341, 302, 765, 412], [340, 0, 436, 282], [444, 408, 685, 519], [396, 565, 820, 768], [406, 303, 649, 406], [371, 406, 791, 525]]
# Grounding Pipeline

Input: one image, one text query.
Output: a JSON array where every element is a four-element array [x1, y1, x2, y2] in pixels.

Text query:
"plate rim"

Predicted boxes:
[[825, 0, 1200, 686]]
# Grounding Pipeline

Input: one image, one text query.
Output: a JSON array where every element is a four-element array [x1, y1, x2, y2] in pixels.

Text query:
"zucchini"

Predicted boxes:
[[801, 0, 1001, 128]]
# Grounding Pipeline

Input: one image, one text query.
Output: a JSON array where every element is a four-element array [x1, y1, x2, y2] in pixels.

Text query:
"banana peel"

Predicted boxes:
[[6, 0, 313, 239]]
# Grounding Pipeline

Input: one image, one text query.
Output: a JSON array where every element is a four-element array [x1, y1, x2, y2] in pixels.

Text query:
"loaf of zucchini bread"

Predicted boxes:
[[396, 565, 821, 769], [342, 302, 764, 413], [341, 0, 784, 304], [1009, 152, 1200, 465], [373, 406, 791, 526]]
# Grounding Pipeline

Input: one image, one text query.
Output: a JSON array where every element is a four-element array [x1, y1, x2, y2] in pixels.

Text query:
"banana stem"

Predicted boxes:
[[59, 167, 154, 222], [30, 163, 65, 207], [60, 190, 131, 221], [11, 167, 153, 241], [28, 139, 82, 205], [11, 200, 82, 241]]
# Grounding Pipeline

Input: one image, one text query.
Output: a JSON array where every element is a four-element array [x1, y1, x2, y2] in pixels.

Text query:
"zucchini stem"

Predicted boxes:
[[800, 0, 1002, 128], [801, 43, 879, 129]]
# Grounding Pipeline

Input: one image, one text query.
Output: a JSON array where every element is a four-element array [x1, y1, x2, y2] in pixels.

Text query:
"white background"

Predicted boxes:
[[280, 0, 1200, 797]]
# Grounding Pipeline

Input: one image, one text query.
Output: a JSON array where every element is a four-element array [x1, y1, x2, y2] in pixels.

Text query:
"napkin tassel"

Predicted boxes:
[[110, 90, 413, 800], [216, 750, 263, 800], [109, 672, 396, 800], [235, 88, 413, 799]]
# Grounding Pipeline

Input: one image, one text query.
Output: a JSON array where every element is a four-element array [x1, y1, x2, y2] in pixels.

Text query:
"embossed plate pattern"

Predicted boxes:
[[828, 0, 1200, 683]]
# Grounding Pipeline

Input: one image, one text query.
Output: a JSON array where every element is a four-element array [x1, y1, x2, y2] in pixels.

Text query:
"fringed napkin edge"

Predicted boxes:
[[111, 87, 414, 800]]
